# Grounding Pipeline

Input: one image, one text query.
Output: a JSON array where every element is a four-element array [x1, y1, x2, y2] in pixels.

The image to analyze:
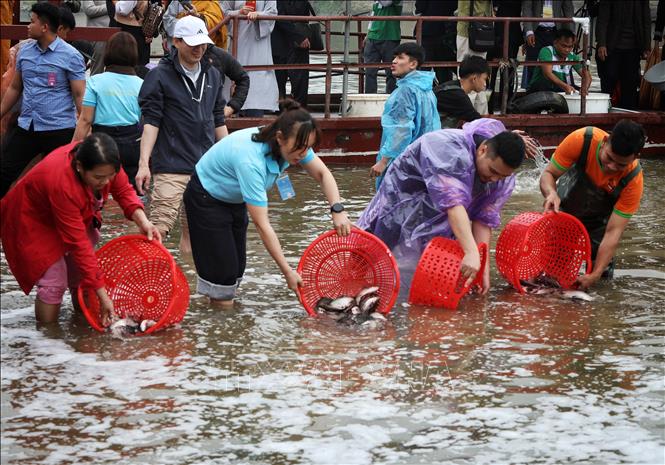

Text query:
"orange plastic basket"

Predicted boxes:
[[78, 235, 190, 334], [297, 229, 400, 316], [495, 211, 592, 293], [408, 238, 488, 310]]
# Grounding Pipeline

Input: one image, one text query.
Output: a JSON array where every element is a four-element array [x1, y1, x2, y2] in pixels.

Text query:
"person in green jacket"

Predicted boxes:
[[363, 0, 402, 93]]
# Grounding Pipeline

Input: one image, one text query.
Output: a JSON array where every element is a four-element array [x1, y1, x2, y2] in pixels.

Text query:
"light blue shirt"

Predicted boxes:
[[196, 127, 315, 207], [16, 37, 86, 131], [83, 72, 143, 126]]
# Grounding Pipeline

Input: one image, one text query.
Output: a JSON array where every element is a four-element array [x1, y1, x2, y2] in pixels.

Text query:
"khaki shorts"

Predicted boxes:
[[149, 173, 191, 236]]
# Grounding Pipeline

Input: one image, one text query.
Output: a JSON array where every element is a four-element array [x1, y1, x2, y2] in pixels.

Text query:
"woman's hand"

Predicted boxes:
[[139, 220, 162, 243], [284, 268, 303, 294], [332, 212, 352, 237], [96, 288, 115, 327], [247, 11, 259, 21], [132, 209, 163, 242]]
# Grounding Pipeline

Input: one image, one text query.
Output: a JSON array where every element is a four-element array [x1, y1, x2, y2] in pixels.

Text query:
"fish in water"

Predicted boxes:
[[140, 319, 157, 332], [520, 274, 595, 302], [315, 286, 386, 328], [109, 317, 158, 338], [559, 289, 595, 302], [355, 286, 379, 304], [316, 296, 356, 313]]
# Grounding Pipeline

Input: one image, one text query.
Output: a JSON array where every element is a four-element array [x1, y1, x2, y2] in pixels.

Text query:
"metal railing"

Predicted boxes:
[[0, 12, 590, 118], [225, 13, 590, 118]]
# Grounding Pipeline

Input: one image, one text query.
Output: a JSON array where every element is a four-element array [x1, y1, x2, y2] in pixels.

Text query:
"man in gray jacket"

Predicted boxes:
[[521, 0, 573, 87], [136, 16, 228, 253], [82, 0, 109, 75]]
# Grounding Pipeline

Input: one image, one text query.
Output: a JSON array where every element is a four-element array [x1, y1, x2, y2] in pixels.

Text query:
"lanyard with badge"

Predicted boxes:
[[276, 172, 296, 200]]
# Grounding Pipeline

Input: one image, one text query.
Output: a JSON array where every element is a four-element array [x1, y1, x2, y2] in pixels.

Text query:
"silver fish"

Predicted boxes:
[[140, 319, 157, 332], [316, 297, 335, 312], [360, 312, 387, 330], [109, 317, 140, 338], [360, 320, 384, 330], [326, 296, 356, 311], [355, 286, 380, 304], [560, 290, 595, 302], [360, 295, 380, 313], [520, 279, 594, 302]]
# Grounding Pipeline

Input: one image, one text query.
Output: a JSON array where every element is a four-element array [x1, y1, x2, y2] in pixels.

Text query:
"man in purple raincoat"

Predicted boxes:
[[357, 118, 526, 293]]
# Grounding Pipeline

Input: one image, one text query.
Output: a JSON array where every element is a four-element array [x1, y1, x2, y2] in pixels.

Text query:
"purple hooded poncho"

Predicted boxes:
[[357, 118, 516, 272]]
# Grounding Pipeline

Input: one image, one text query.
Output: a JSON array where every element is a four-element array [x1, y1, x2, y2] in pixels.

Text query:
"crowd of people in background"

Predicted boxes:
[[1, 1, 663, 115]]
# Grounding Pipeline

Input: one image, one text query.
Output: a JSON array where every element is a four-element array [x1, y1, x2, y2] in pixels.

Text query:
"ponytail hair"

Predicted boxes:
[[251, 99, 321, 161], [73, 133, 121, 172]]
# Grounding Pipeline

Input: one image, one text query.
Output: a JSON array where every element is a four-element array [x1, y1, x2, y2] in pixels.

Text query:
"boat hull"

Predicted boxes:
[[226, 112, 665, 163]]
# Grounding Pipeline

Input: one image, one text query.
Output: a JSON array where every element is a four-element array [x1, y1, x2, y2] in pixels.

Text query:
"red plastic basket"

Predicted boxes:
[[297, 229, 400, 316], [78, 235, 190, 334], [496, 211, 592, 293], [408, 238, 488, 310]]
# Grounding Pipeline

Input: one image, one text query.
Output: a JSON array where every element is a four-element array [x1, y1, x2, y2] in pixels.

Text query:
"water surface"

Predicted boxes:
[[1, 161, 664, 464]]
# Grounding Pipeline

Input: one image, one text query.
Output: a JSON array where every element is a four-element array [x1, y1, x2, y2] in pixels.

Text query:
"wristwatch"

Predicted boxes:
[[330, 203, 345, 214]]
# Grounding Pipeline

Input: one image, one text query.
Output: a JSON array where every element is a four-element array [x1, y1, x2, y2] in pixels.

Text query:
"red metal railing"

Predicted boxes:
[[225, 14, 589, 117], [1, 12, 590, 117]]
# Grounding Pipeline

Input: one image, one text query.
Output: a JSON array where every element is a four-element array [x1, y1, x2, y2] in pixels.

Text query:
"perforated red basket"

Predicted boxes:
[[78, 235, 190, 334], [408, 238, 488, 310], [495, 211, 592, 293], [297, 229, 400, 316]]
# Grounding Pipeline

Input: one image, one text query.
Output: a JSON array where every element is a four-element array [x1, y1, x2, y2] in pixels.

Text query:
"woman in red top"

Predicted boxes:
[[0, 133, 161, 326]]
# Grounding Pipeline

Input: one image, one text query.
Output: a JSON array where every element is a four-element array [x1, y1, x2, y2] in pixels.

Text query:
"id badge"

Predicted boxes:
[[275, 173, 296, 200], [47, 72, 56, 87]]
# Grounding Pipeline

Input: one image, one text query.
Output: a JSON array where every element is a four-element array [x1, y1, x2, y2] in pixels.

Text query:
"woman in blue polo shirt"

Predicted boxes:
[[184, 100, 352, 306], [72, 32, 144, 190]]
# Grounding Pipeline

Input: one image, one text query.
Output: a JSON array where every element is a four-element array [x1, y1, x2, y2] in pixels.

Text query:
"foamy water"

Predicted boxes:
[[2, 164, 664, 464]]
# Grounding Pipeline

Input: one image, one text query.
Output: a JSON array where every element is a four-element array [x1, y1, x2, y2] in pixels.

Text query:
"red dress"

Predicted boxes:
[[0, 142, 144, 294]]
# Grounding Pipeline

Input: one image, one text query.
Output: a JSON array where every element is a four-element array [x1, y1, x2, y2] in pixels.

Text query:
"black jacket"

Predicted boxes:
[[139, 48, 226, 175], [434, 80, 481, 123], [204, 45, 250, 113], [596, 0, 651, 53], [271, 0, 313, 56], [414, 0, 456, 37]]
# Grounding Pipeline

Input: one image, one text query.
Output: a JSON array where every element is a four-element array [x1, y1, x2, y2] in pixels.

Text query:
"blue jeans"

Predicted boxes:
[[363, 39, 400, 94]]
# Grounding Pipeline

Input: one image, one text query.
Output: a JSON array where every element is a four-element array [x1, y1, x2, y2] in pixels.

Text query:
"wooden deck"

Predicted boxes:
[[226, 110, 665, 163]]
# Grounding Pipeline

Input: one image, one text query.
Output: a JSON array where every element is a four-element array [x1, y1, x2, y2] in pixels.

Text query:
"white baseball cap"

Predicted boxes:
[[173, 15, 213, 47]]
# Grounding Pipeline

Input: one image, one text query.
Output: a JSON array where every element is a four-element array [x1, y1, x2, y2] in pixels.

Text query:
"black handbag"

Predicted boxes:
[[468, 1, 495, 53], [307, 22, 324, 51], [292, 2, 324, 51]]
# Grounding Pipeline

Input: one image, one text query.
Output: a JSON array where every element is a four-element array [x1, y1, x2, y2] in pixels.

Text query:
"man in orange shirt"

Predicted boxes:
[[539, 119, 645, 288]]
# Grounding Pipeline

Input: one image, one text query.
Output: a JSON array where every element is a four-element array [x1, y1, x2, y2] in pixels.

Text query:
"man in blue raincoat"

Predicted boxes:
[[370, 43, 441, 188], [359, 119, 526, 293]]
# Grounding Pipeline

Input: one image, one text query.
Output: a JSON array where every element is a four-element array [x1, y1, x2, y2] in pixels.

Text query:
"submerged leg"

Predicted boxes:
[[35, 298, 61, 323]]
